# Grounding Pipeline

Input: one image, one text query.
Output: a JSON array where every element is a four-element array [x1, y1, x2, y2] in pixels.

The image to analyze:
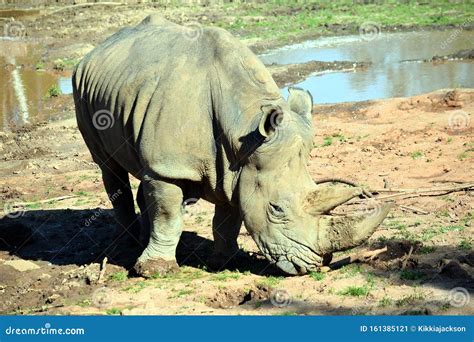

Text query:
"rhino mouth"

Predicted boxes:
[[257, 185, 392, 275]]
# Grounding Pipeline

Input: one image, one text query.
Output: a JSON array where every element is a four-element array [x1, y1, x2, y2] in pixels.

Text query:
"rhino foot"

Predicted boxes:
[[133, 258, 179, 278]]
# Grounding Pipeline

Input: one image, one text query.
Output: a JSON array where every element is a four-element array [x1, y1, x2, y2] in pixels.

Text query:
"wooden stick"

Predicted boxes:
[[328, 246, 388, 270], [398, 204, 429, 215], [46, 2, 124, 16], [7, 195, 78, 208], [98, 257, 108, 284], [401, 246, 414, 270], [374, 183, 474, 200]]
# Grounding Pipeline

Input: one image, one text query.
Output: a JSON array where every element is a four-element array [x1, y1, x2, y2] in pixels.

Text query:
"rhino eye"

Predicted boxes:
[[269, 203, 286, 217]]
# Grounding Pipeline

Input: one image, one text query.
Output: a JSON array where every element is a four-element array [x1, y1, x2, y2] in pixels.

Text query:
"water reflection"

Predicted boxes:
[[260, 30, 474, 104]]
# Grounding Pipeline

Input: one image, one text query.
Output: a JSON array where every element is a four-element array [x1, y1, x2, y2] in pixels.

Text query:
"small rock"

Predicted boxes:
[[4, 260, 40, 272]]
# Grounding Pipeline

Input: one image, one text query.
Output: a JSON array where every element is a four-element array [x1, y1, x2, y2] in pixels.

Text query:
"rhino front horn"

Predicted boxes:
[[313, 203, 393, 254]]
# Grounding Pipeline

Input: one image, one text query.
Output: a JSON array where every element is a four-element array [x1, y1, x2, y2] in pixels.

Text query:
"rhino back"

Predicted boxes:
[[73, 15, 281, 201]]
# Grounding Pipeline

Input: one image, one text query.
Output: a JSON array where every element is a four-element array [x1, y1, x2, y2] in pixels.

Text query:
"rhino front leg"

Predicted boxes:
[[207, 203, 244, 271], [134, 178, 184, 278]]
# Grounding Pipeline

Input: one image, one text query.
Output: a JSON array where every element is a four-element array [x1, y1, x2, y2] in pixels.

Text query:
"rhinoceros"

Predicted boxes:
[[73, 15, 390, 277]]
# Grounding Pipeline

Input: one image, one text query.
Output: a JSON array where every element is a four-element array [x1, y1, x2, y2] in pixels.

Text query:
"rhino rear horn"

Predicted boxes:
[[304, 186, 363, 215]]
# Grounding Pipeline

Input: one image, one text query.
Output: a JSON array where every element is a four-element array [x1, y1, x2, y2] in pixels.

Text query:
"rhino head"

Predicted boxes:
[[238, 88, 390, 275]]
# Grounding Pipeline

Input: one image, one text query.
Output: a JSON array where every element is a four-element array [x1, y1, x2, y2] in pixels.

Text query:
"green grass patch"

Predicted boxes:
[[419, 246, 436, 254], [211, 270, 242, 281], [123, 281, 147, 294], [378, 297, 393, 307], [321, 136, 333, 147], [395, 291, 425, 307], [338, 285, 370, 297], [400, 270, 424, 281], [258, 276, 284, 287], [410, 151, 424, 160], [109, 271, 128, 282], [105, 308, 122, 315], [339, 264, 363, 277], [459, 239, 472, 251], [47, 85, 61, 97], [309, 271, 326, 281]]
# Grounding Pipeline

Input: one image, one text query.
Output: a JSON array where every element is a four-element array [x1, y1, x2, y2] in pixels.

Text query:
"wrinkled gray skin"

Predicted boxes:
[[73, 15, 390, 277]]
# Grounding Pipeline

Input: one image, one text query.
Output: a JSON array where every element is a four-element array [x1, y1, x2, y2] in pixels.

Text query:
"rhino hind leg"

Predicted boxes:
[[133, 178, 184, 278], [207, 203, 247, 271], [136, 182, 151, 246], [100, 160, 141, 245]]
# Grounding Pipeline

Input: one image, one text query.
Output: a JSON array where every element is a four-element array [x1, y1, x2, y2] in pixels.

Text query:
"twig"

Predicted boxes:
[[401, 246, 414, 270], [7, 195, 78, 208], [45, 2, 124, 16], [374, 183, 474, 200], [398, 204, 429, 215], [98, 257, 108, 284], [327, 246, 388, 270], [430, 180, 471, 184]]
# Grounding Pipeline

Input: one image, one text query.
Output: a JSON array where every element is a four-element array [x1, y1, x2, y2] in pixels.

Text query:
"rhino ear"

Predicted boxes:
[[258, 104, 284, 138], [288, 87, 313, 121]]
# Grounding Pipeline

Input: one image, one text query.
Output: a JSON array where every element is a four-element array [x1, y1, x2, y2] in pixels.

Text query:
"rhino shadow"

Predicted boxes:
[[0, 209, 276, 275]]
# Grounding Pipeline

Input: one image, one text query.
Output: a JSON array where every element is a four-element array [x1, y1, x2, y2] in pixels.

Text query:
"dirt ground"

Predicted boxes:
[[1, 88, 473, 315], [0, 2, 473, 316]]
